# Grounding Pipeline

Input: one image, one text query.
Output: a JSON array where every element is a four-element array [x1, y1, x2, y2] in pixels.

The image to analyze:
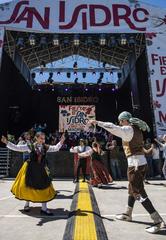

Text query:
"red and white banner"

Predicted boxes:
[[0, 27, 4, 68], [146, 33, 166, 136], [0, 0, 166, 33], [59, 105, 95, 132]]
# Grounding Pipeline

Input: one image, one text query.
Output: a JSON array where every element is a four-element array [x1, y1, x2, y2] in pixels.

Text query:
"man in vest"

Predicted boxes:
[[70, 139, 91, 182], [89, 111, 165, 234]]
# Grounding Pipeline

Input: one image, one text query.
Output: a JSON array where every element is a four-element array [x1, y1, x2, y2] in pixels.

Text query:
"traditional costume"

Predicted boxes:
[[78, 146, 113, 187], [6, 141, 63, 215], [93, 112, 165, 233], [70, 140, 91, 182]]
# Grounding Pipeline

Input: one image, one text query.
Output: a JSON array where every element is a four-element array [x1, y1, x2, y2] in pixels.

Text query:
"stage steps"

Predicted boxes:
[[0, 148, 11, 178]]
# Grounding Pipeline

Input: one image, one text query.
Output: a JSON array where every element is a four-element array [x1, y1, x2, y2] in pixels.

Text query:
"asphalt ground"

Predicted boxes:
[[0, 179, 165, 240]]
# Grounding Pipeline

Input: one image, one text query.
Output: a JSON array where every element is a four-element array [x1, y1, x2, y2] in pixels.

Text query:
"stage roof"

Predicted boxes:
[[3, 31, 146, 70]]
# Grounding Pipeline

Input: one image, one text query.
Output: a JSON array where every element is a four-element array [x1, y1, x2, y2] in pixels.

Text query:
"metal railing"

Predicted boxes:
[[0, 148, 11, 178]]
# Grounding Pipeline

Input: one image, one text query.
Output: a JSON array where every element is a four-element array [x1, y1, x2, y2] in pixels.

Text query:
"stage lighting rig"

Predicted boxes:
[[53, 34, 59, 46], [29, 34, 36, 46], [109, 36, 117, 47], [100, 34, 106, 46], [128, 36, 135, 47], [120, 34, 127, 46], [74, 34, 80, 46], [86, 36, 93, 47], [16, 37, 24, 49], [40, 36, 47, 48]]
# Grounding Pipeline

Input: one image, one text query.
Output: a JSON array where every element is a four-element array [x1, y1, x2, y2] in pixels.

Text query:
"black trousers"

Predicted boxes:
[[76, 158, 87, 180]]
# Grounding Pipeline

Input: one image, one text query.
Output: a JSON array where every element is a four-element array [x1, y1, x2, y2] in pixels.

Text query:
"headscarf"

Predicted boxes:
[[118, 111, 150, 132]]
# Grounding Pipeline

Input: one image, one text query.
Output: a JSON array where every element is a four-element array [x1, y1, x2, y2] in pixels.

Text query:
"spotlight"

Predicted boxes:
[[120, 34, 127, 46], [41, 61, 46, 68], [118, 72, 122, 79], [128, 36, 135, 47], [98, 87, 102, 92], [82, 72, 86, 78], [29, 34, 36, 46], [110, 71, 113, 75], [67, 72, 71, 78], [85, 87, 88, 92], [64, 37, 69, 47], [53, 34, 59, 46], [92, 72, 96, 75], [86, 36, 93, 47], [100, 72, 104, 79], [97, 72, 104, 84], [74, 78, 78, 84], [65, 87, 68, 92], [73, 61, 78, 69], [112, 87, 115, 92], [97, 78, 102, 84], [57, 72, 61, 75], [100, 34, 106, 46], [31, 72, 36, 79], [40, 36, 47, 48], [49, 72, 53, 78], [109, 36, 117, 47], [48, 72, 54, 83], [16, 37, 24, 49], [74, 34, 80, 46], [74, 72, 77, 76], [103, 62, 106, 68], [48, 79, 53, 84]]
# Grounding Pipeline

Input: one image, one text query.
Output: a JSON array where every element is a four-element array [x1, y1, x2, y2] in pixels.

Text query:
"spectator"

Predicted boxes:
[[152, 143, 161, 178], [154, 135, 166, 181], [106, 140, 122, 180], [144, 138, 153, 178]]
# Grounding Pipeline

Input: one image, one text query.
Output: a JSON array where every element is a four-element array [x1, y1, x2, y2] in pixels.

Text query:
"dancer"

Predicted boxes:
[[78, 142, 113, 187], [1, 132, 65, 216], [70, 139, 91, 182], [89, 111, 165, 234]]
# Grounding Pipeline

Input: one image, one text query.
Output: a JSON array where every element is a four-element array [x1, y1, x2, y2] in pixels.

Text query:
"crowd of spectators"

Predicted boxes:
[[5, 123, 166, 181], [7, 123, 113, 150]]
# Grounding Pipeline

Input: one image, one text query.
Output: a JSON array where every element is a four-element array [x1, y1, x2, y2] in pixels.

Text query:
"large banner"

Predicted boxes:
[[59, 105, 95, 132], [0, 0, 166, 33], [0, 27, 4, 68], [146, 33, 166, 136]]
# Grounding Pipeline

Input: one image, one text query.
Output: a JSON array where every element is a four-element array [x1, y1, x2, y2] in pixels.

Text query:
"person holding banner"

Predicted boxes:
[[77, 142, 113, 187], [89, 112, 165, 234], [1, 132, 65, 216], [70, 139, 91, 182]]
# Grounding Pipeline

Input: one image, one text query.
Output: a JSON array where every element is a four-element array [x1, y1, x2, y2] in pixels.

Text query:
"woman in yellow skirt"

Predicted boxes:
[[1, 132, 65, 216]]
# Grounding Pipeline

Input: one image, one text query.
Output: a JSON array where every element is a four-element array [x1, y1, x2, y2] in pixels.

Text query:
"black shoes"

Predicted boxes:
[[73, 179, 79, 183], [23, 206, 30, 212]]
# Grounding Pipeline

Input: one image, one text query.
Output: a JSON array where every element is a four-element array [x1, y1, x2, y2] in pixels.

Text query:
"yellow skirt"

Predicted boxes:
[[11, 162, 56, 203]]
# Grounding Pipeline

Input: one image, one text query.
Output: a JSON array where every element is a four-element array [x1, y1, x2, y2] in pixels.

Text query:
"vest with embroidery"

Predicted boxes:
[[122, 126, 144, 157]]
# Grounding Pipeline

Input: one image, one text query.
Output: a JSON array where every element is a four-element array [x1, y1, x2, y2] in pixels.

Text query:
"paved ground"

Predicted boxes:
[[0, 179, 165, 240]]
